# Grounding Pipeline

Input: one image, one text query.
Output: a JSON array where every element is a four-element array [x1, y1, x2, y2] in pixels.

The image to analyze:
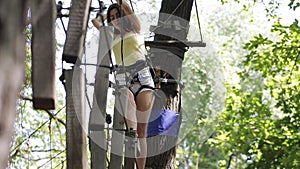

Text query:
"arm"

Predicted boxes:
[[92, 17, 102, 30], [117, 0, 141, 33], [91, 14, 107, 30]]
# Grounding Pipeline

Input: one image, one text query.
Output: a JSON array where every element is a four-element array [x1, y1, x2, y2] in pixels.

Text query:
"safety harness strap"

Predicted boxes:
[[132, 85, 156, 98]]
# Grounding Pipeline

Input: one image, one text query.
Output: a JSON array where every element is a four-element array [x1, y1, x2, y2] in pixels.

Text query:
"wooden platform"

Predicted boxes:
[[62, 0, 91, 64], [145, 40, 206, 48]]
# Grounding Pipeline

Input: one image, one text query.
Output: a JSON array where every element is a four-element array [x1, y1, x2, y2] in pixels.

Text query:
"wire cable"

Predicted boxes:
[[129, 0, 134, 12], [151, 0, 185, 34], [10, 107, 66, 155], [49, 118, 53, 169], [36, 150, 65, 169], [194, 0, 204, 42]]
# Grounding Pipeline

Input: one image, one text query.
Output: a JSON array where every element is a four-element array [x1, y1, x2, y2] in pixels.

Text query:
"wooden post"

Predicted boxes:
[[124, 129, 137, 169], [0, 0, 26, 168], [62, 0, 90, 166], [65, 69, 88, 169], [89, 26, 114, 169], [62, 0, 91, 64], [108, 88, 127, 169], [146, 0, 195, 168], [31, 0, 56, 110]]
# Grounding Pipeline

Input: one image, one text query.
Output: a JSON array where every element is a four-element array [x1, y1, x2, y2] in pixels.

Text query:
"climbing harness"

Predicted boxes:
[[114, 60, 155, 95]]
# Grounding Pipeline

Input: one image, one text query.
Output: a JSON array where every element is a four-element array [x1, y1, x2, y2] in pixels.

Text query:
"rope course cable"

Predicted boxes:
[[57, 1, 69, 34], [83, 43, 93, 110], [129, 0, 134, 12], [150, 0, 185, 34], [49, 118, 53, 169], [36, 150, 66, 169], [194, 0, 204, 42], [10, 106, 66, 156]]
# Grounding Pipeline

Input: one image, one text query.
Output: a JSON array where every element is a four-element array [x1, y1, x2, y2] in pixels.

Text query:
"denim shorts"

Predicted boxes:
[[115, 62, 155, 96], [130, 67, 155, 95]]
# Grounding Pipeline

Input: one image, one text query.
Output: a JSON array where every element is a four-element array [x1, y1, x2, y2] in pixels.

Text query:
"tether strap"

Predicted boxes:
[[132, 85, 156, 98]]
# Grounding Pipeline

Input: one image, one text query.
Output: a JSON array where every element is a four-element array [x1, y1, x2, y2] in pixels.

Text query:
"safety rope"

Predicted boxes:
[[49, 118, 53, 169], [194, 0, 204, 42], [83, 41, 93, 110], [36, 150, 65, 168], [57, 1, 68, 34], [151, 0, 185, 34], [129, 0, 134, 12]]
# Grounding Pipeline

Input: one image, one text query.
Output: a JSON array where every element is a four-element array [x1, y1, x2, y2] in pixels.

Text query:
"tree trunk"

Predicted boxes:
[[0, 0, 26, 168], [146, 0, 194, 168]]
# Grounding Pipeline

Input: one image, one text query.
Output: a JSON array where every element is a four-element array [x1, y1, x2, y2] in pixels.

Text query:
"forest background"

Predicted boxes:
[[8, 0, 300, 168]]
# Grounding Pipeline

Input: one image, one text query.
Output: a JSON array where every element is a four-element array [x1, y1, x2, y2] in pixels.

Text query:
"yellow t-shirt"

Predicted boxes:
[[112, 32, 145, 66]]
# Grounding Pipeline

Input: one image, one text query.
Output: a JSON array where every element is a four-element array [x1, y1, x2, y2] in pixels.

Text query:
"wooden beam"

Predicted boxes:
[[62, 0, 91, 64], [65, 69, 88, 169], [124, 129, 137, 169], [0, 0, 26, 168], [89, 26, 114, 169], [108, 88, 127, 169], [145, 40, 206, 48], [31, 0, 56, 110]]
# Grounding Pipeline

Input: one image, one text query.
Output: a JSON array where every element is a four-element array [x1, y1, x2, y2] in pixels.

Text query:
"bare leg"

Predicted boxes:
[[124, 88, 137, 130], [135, 90, 154, 169], [116, 87, 137, 129]]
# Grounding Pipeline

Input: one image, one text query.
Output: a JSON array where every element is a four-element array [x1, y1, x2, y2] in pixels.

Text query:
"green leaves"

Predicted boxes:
[[218, 11, 300, 169], [242, 19, 300, 79], [288, 0, 300, 10]]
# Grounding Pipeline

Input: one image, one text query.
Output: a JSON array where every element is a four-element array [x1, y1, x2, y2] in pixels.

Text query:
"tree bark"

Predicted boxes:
[[65, 69, 88, 169], [0, 0, 27, 168], [146, 0, 194, 168]]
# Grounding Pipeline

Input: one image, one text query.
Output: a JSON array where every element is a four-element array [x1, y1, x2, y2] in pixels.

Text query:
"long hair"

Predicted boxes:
[[107, 3, 133, 34]]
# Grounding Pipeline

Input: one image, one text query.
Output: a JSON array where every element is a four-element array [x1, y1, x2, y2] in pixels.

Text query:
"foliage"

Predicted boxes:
[[178, 48, 225, 168], [214, 7, 300, 169], [177, 0, 300, 168], [176, 0, 273, 167]]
